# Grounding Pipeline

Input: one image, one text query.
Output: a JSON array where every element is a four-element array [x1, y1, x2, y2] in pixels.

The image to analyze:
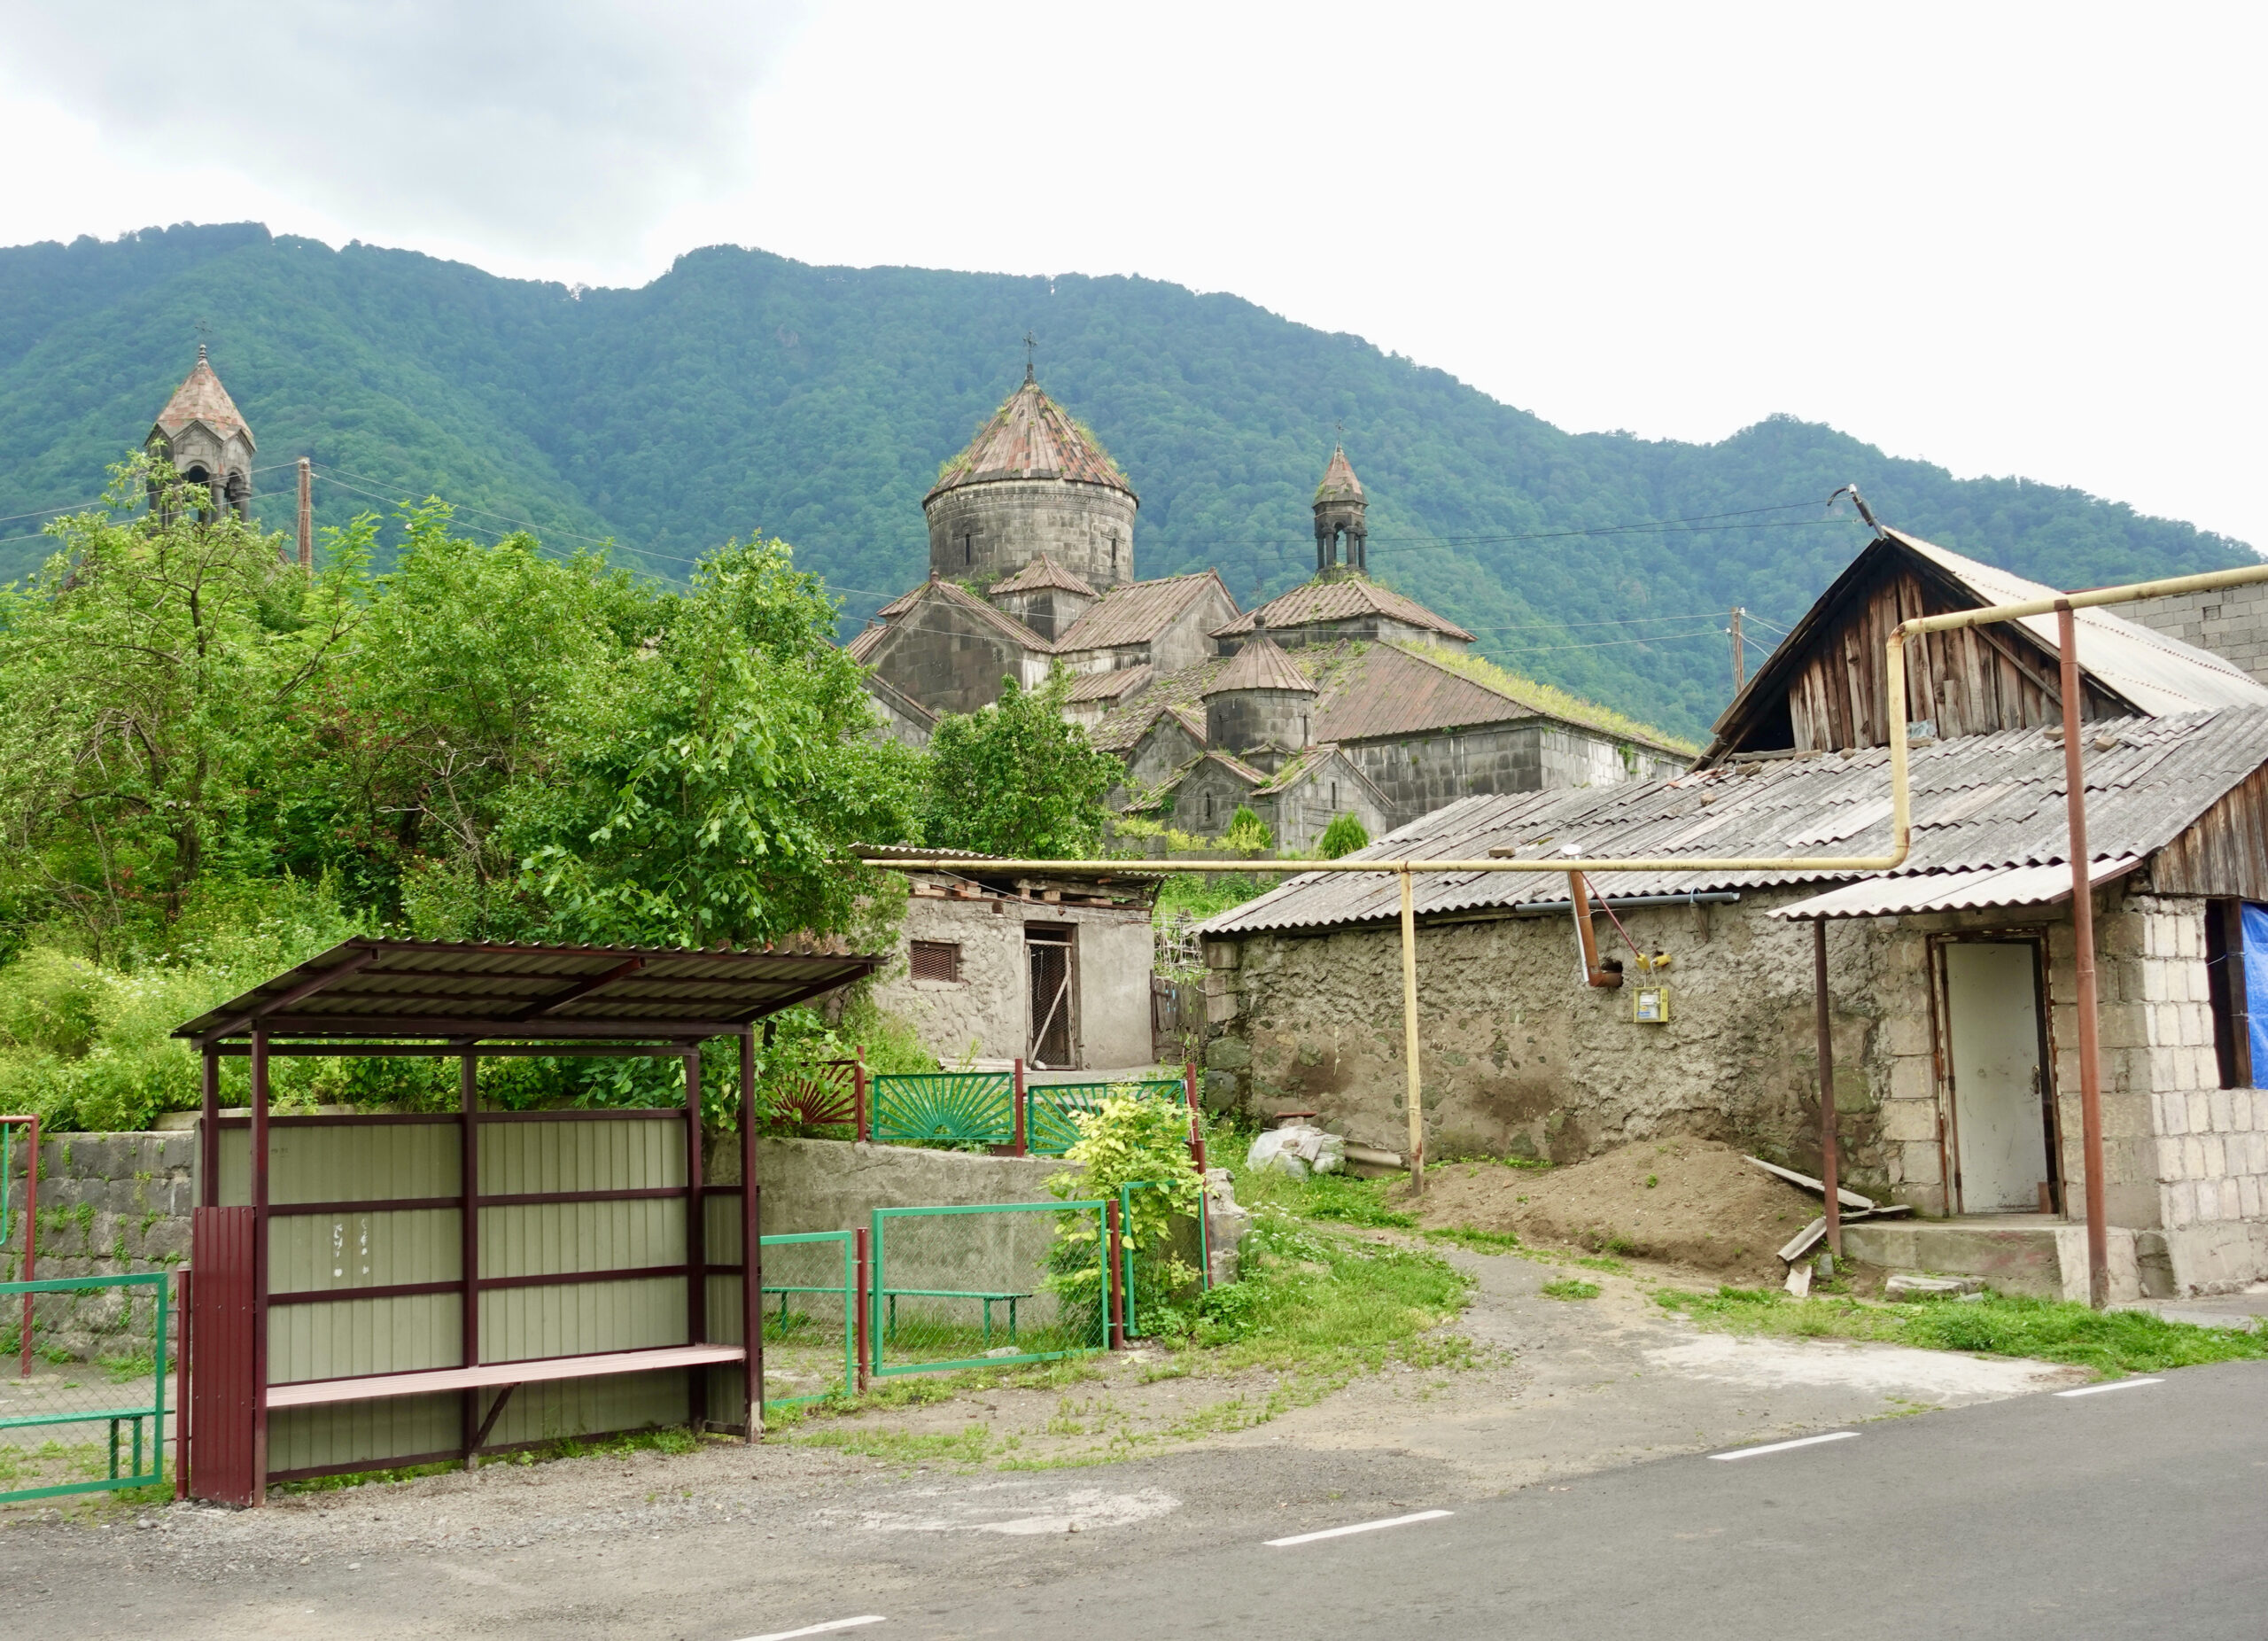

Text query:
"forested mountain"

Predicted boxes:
[[0, 222, 2249, 741]]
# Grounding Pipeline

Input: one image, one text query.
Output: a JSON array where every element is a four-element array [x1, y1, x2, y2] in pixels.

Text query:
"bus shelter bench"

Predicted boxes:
[[265, 1343, 748, 1446], [882, 1288, 1035, 1348]]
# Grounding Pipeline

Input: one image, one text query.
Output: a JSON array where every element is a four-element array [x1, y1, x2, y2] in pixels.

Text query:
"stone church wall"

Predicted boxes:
[[1342, 720, 1685, 827], [926, 478, 1136, 589]]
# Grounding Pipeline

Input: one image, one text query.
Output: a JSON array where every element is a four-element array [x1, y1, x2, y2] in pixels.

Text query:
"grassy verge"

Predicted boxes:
[[1658, 1286, 2268, 1377]]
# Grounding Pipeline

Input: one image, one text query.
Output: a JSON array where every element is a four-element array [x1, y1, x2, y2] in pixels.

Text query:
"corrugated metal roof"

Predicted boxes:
[[1055, 572, 1231, 653], [175, 938, 883, 1042], [1213, 575, 1474, 642], [989, 554, 1099, 597], [1766, 857, 2143, 920], [1314, 447, 1364, 504], [1892, 532, 2268, 715], [1202, 634, 1314, 696], [1201, 707, 2268, 936], [151, 346, 255, 447], [924, 378, 1134, 502]]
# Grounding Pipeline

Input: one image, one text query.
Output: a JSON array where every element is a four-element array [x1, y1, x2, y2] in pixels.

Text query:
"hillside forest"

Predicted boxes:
[[1, 223, 2254, 746], [0, 466, 1118, 1133]]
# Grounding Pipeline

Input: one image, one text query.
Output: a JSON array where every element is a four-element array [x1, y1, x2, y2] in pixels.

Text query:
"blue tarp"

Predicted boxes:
[[2241, 903, 2268, 1088]]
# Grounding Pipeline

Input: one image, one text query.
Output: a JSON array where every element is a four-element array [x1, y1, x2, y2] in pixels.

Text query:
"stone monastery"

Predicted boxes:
[[850, 369, 1690, 851]]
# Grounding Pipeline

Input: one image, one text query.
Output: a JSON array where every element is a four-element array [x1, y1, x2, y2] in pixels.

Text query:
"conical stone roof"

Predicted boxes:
[[150, 346, 255, 448], [1314, 446, 1363, 504], [1201, 634, 1316, 697], [926, 377, 1132, 502]]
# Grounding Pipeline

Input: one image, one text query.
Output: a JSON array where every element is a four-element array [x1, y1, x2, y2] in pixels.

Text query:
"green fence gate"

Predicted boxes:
[[868, 1202, 1109, 1377], [753, 1230, 858, 1411], [0, 1272, 171, 1503]]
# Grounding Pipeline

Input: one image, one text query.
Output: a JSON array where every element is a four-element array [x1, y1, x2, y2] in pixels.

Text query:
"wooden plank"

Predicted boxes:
[[266, 1343, 746, 1409]]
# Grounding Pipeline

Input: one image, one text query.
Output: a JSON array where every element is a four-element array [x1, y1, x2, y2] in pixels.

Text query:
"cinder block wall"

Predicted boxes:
[[2124, 582, 2268, 684]]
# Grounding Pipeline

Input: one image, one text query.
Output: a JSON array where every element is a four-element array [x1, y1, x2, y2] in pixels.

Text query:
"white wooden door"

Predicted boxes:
[[1945, 942, 2051, 1212]]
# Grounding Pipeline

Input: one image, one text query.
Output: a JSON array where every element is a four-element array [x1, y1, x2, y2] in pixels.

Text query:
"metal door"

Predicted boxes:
[[1028, 930, 1075, 1069], [1943, 943, 2053, 1212]]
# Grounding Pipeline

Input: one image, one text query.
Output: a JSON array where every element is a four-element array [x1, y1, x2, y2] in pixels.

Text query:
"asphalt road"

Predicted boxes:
[[764, 1360, 2268, 1641]]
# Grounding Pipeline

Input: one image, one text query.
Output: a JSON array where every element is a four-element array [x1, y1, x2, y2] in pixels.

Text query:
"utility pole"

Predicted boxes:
[[296, 458, 314, 573], [1730, 606, 1746, 693]]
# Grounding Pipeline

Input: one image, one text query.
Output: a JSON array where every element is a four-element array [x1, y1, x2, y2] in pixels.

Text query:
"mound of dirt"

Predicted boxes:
[[1400, 1138, 1821, 1287]]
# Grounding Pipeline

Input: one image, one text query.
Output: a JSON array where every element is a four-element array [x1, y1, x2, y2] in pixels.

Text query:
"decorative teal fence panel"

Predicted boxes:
[[1027, 1078, 1184, 1157], [0, 1273, 170, 1503], [869, 1202, 1107, 1377], [872, 1072, 1014, 1150]]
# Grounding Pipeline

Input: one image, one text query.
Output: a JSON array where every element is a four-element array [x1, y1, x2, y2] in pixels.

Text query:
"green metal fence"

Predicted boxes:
[[0, 1273, 170, 1504], [871, 1071, 1014, 1150], [1027, 1078, 1185, 1156], [1118, 1180, 1208, 1340], [869, 1202, 1108, 1377], [756, 1231, 857, 1410]]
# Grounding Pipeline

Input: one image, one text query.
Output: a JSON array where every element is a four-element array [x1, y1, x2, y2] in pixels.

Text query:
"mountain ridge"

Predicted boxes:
[[0, 222, 2249, 740]]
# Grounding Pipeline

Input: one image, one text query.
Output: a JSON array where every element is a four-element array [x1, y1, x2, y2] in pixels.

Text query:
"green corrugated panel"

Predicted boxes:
[[480, 1200, 686, 1279], [268, 1208, 459, 1295], [268, 1293, 459, 1385], [214, 1120, 457, 1207], [703, 1192, 742, 1265], [484, 1117, 683, 1196], [481, 1370, 689, 1450], [482, 1275, 685, 1364], [270, 1390, 459, 1474]]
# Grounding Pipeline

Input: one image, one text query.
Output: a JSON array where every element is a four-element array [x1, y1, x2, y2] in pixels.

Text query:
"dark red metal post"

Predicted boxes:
[[460, 1050, 481, 1468], [685, 1046, 708, 1432], [740, 1027, 762, 1442], [175, 1266, 191, 1499], [2059, 603, 2111, 1309], [854, 1047, 869, 1145], [853, 1227, 871, 1394], [199, 1048, 220, 1208], [250, 1030, 270, 1504], [1184, 1062, 1208, 1174], [1813, 918, 1842, 1258], [1011, 1058, 1027, 1156], [1106, 1198, 1125, 1350]]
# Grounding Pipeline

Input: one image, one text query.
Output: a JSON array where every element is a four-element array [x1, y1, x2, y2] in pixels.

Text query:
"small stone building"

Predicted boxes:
[[864, 849, 1160, 1069], [146, 345, 260, 533]]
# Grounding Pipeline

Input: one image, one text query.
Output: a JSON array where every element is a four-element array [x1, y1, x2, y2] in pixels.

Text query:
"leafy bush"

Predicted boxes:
[[1223, 806, 1274, 851], [1047, 1091, 1205, 1320], [1317, 812, 1370, 859]]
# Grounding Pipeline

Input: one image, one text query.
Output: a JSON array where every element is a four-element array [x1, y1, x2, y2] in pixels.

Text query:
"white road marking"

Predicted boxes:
[[1710, 1431, 1860, 1461], [735, 1618, 886, 1641], [2055, 1377, 2165, 1398], [1267, 1509, 1454, 1547]]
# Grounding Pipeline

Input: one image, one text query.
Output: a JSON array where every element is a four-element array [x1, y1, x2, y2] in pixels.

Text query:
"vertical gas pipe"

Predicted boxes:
[[740, 1026, 762, 1441], [1400, 868, 1425, 1193], [2059, 603, 2111, 1309], [1813, 919, 1842, 1258]]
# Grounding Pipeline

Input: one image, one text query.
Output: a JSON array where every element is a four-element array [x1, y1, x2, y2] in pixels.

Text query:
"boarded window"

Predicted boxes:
[[910, 939, 962, 983]]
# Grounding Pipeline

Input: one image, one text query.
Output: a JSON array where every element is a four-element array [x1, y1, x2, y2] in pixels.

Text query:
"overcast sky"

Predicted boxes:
[[4, 2, 2262, 550]]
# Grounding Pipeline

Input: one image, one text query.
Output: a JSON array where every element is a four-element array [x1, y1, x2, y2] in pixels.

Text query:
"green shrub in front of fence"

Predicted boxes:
[[872, 1071, 1014, 1150], [869, 1202, 1107, 1377], [0, 1273, 170, 1503], [757, 1231, 857, 1411], [1119, 1179, 1208, 1340], [1026, 1078, 1184, 1157]]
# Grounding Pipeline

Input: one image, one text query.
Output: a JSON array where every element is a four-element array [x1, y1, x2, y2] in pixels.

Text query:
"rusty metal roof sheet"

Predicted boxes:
[[1202, 707, 2268, 935], [151, 346, 254, 448], [1202, 634, 1314, 696], [1055, 572, 1231, 654], [1314, 447, 1364, 504], [1213, 574, 1473, 642], [989, 554, 1099, 597], [175, 938, 882, 1043], [924, 378, 1134, 502]]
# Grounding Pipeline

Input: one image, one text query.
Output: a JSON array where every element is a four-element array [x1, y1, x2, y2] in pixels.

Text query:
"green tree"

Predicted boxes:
[[921, 666, 1120, 858], [1317, 812, 1370, 859]]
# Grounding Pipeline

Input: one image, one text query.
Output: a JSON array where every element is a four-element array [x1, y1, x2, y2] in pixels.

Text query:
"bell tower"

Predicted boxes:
[[1313, 446, 1366, 578], [147, 346, 257, 529]]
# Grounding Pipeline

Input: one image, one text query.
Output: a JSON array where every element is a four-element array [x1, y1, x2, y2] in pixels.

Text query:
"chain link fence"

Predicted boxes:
[[869, 1202, 1108, 1376], [0, 1273, 171, 1503], [755, 1231, 858, 1411]]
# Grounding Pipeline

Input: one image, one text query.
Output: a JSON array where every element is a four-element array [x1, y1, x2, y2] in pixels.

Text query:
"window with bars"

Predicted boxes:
[[910, 939, 963, 983]]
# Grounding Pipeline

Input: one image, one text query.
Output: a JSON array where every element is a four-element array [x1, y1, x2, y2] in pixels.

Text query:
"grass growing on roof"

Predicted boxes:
[[1399, 641, 1697, 754], [1656, 1286, 2268, 1377]]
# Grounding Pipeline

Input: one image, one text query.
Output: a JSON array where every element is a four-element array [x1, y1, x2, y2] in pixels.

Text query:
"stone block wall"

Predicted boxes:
[[4, 1132, 194, 1361], [2124, 581, 2268, 684]]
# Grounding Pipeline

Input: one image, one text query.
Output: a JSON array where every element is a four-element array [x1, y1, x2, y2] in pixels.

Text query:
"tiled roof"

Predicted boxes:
[[150, 347, 254, 448], [1314, 446, 1363, 504], [1201, 707, 2268, 935], [1212, 575, 1473, 642], [925, 378, 1134, 502], [857, 576, 1052, 657], [1056, 572, 1232, 653], [846, 622, 889, 663], [1065, 664, 1153, 704], [989, 554, 1099, 598], [1201, 634, 1314, 696]]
